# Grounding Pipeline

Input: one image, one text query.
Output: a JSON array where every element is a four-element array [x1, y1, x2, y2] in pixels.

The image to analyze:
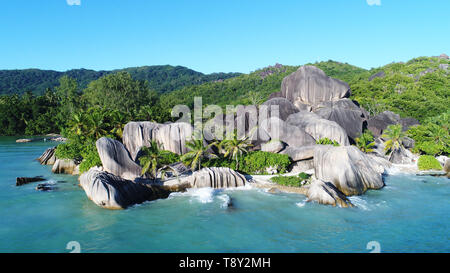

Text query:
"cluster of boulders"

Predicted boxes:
[[39, 64, 428, 209], [37, 147, 80, 175]]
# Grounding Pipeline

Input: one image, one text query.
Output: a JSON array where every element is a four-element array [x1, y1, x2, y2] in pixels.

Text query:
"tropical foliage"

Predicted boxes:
[[408, 110, 450, 156], [316, 138, 340, 146], [417, 155, 443, 171], [270, 172, 312, 187], [382, 124, 406, 154], [355, 130, 376, 153]]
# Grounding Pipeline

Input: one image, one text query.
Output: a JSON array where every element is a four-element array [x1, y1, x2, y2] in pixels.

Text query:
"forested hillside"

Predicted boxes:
[[0, 65, 241, 95]]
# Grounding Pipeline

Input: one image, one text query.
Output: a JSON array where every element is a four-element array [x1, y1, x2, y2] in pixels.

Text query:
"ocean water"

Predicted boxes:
[[0, 137, 448, 253]]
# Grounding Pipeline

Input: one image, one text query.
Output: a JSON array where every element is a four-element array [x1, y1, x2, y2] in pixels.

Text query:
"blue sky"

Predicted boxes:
[[0, 0, 448, 73]]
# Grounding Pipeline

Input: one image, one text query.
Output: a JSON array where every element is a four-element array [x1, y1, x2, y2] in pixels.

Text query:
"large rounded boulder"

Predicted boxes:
[[286, 111, 350, 145], [314, 99, 368, 142], [313, 145, 385, 196], [279, 65, 351, 107], [306, 179, 354, 208], [80, 167, 171, 210], [259, 117, 316, 148], [123, 121, 193, 160], [186, 167, 246, 188], [261, 97, 299, 121], [96, 137, 142, 181]]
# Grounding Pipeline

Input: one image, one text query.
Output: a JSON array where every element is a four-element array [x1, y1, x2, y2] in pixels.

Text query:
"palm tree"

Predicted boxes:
[[109, 110, 129, 139], [219, 131, 253, 170], [382, 124, 406, 154], [139, 141, 162, 178], [138, 141, 178, 180], [69, 112, 86, 136], [85, 110, 110, 140], [181, 138, 217, 171], [355, 130, 375, 153]]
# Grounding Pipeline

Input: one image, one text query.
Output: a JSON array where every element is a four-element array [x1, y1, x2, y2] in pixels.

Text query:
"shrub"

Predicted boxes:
[[241, 151, 291, 174], [158, 150, 180, 165], [270, 172, 311, 187], [355, 130, 375, 153], [203, 151, 291, 175], [79, 147, 102, 173], [316, 138, 340, 146], [417, 155, 443, 171]]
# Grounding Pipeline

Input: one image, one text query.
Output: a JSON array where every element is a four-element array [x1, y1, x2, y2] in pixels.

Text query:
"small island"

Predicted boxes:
[[16, 62, 447, 210]]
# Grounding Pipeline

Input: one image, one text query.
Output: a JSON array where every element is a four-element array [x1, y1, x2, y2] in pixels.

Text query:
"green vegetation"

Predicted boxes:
[[408, 110, 450, 156], [349, 57, 449, 121], [382, 124, 406, 154], [316, 138, 340, 146], [270, 172, 312, 187], [0, 65, 240, 96], [355, 130, 376, 153], [181, 138, 217, 171], [203, 150, 291, 175], [417, 155, 443, 171], [240, 151, 291, 174], [218, 131, 253, 169], [137, 141, 180, 179], [1, 56, 448, 173]]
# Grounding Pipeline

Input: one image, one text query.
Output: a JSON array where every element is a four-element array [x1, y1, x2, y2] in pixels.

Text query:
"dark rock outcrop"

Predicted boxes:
[[369, 71, 385, 81], [367, 111, 400, 137], [36, 183, 56, 191], [16, 176, 46, 186], [314, 99, 368, 142]]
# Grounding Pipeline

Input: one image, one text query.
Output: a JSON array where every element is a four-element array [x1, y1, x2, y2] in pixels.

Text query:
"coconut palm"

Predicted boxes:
[[219, 131, 253, 170], [181, 138, 217, 171], [138, 141, 178, 180], [355, 130, 375, 153], [382, 124, 406, 154], [68, 112, 86, 136], [108, 110, 130, 139], [85, 110, 110, 140]]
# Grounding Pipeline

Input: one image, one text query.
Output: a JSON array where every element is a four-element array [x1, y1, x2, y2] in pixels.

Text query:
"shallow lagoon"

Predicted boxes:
[[0, 137, 448, 253]]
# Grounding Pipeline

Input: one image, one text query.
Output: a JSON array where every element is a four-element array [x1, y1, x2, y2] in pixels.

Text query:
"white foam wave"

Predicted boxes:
[[296, 200, 307, 208], [348, 196, 371, 211], [217, 194, 231, 208]]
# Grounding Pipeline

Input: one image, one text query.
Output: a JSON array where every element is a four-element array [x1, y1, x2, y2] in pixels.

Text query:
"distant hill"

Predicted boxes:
[[0, 65, 241, 95], [160, 61, 368, 109]]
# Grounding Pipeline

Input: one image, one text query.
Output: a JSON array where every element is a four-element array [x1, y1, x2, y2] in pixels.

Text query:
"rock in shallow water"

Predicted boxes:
[[186, 167, 246, 189], [80, 167, 171, 210], [52, 159, 79, 175], [313, 145, 385, 196], [306, 179, 354, 208], [16, 176, 46, 186], [37, 147, 57, 165]]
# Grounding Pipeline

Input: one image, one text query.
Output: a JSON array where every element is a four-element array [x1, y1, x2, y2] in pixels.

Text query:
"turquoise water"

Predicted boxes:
[[0, 137, 449, 253]]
